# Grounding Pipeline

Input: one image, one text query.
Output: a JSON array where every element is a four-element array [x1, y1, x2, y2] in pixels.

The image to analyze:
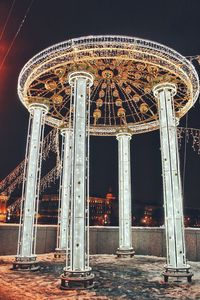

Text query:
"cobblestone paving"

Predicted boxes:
[[0, 254, 200, 299]]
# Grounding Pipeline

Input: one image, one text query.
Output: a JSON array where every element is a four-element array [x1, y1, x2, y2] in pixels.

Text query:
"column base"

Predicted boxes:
[[54, 248, 66, 259], [116, 248, 135, 258], [162, 266, 193, 283], [60, 269, 94, 290], [12, 256, 40, 271]]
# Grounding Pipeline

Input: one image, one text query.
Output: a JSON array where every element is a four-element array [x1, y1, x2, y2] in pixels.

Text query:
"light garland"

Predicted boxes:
[[177, 127, 200, 154], [186, 55, 200, 64], [0, 127, 60, 194], [42, 128, 60, 160], [40, 163, 61, 193], [4, 126, 200, 214], [8, 196, 21, 215], [7, 164, 61, 214], [17, 35, 199, 136], [4, 173, 23, 196], [0, 161, 24, 193]]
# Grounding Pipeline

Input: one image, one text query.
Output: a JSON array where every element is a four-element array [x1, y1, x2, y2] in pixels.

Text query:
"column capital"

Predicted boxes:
[[152, 82, 177, 98], [68, 71, 94, 87], [116, 128, 132, 140], [59, 126, 72, 136], [28, 97, 49, 114]]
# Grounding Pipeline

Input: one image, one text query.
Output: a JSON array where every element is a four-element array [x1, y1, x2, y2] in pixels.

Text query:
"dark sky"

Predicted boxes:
[[0, 0, 200, 208]]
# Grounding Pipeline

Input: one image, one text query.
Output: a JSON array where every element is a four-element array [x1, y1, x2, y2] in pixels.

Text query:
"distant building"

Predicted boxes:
[[0, 193, 9, 222], [6, 195, 200, 227], [89, 192, 116, 226], [183, 207, 200, 228], [37, 191, 117, 225], [38, 194, 59, 224], [139, 205, 164, 227], [133, 204, 164, 227]]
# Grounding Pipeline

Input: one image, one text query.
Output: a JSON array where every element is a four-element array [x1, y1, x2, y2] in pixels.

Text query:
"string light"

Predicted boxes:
[[0, 127, 60, 194], [18, 36, 199, 136], [186, 55, 200, 64], [2, 125, 200, 200], [0, 161, 24, 192], [2, 125, 200, 203], [177, 127, 200, 154], [4, 125, 200, 216], [40, 164, 61, 193]]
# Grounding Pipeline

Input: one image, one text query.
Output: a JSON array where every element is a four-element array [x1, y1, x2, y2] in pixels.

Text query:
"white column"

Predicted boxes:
[[68, 71, 93, 272], [17, 103, 48, 260], [153, 83, 188, 270], [116, 131, 134, 257], [56, 128, 72, 252]]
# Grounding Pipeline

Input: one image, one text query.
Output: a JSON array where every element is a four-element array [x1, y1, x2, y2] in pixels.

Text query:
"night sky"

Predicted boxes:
[[0, 0, 200, 208]]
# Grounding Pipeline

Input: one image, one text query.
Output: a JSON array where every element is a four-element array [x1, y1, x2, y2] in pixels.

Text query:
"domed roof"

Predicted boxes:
[[18, 35, 199, 135]]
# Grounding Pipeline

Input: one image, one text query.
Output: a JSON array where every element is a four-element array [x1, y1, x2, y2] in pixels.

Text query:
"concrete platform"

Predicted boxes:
[[0, 254, 200, 299]]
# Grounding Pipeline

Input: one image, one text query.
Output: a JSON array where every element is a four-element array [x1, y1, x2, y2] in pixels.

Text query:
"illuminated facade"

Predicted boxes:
[[89, 192, 116, 226], [0, 193, 9, 222], [38, 192, 117, 226]]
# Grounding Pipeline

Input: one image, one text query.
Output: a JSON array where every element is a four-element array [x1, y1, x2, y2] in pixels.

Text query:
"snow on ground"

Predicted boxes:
[[0, 254, 199, 299]]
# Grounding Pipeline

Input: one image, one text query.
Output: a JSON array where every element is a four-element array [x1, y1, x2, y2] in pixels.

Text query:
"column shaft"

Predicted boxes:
[[117, 132, 133, 254], [57, 128, 71, 250], [60, 72, 94, 290], [72, 78, 87, 270], [154, 83, 187, 269], [68, 72, 93, 272], [18, 104, 48, 258]]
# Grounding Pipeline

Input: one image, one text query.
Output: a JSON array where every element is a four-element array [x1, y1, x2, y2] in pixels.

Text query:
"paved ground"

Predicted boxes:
[[0, 254, 200, 299]]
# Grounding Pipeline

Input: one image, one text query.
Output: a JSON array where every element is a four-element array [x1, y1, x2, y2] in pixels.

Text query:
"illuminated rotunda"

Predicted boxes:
[[13, 36, 199, 288]]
